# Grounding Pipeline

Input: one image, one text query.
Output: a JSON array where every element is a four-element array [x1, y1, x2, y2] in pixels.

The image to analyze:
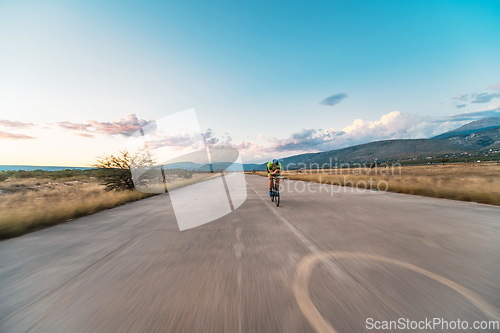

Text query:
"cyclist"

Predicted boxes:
[[267, 159, 283, 196]]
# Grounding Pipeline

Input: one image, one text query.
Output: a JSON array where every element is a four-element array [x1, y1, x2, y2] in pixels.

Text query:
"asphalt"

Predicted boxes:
[[0, 175, 499, 332]]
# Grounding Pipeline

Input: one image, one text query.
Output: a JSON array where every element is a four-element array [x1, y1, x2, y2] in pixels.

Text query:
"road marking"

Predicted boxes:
[[293, 252, 500, 333], [234, 227, 244, 259], [249, 181, 352, 332], [248, 177, 499, 333], [249, 184, 354, 281], [234, 226, 244, 333]]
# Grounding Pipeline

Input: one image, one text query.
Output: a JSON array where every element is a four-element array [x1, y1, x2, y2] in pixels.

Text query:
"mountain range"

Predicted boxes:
[[162, 117, 500, 171], [272, 118, 499, 169], [431, 117, 500, 139], [276, 125, 499, 169]]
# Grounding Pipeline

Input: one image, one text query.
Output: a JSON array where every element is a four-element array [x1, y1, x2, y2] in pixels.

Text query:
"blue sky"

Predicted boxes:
[[1, 0, 500, 165]]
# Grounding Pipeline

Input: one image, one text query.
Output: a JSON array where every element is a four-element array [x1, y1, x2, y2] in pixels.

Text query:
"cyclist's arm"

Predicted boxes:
[[276, 163, 283, 175], [272, 166, 282, 175]]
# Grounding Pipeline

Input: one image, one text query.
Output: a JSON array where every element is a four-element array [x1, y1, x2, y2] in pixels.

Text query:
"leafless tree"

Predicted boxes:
[[94, 149, 154, 191]]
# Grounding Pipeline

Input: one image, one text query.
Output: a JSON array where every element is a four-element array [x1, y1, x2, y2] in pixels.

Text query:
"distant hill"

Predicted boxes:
[[197, 162, 263, 172], [162, 161, 266, 171], [432, 117, 500, 139], [162, 162, 202, 170], [160, 118, 500, 171], [276, 126, 499, 168], [241, 163, 266, 171], [445, 126, 500, 149], [278, 139, 460, 167]]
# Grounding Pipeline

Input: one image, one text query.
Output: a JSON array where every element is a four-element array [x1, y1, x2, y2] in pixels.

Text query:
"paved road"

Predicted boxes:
[[1, 175, 499, 332]]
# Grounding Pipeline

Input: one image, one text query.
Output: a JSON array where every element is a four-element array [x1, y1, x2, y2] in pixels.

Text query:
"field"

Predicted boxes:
[[2, 164, 498, 239], [253, 163, 500, 206], [0, 170, 215, 239]]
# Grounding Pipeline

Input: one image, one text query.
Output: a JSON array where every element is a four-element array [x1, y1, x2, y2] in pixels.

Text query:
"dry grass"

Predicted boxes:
[[137, 173, 217, 193], [0, 173, 217, 239], [0, 180, 153, 239], [253, 164, 500, 205]]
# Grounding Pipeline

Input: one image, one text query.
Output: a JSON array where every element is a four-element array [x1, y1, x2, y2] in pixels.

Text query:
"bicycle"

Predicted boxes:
[[270, 176, 285, 207]]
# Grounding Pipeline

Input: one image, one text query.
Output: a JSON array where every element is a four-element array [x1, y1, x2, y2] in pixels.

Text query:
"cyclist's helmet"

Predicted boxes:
[[272, 159, 279, 165]]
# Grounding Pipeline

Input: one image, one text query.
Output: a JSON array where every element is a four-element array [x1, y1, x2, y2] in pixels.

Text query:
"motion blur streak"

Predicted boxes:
[[293, 252, 500, 333], [0, 175, 499, 332]]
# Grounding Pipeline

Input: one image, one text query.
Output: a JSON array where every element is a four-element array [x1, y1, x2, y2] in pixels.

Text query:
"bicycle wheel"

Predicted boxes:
[[273, 183, 280, 207], [271, 180, 275, 202], [270, 179, 275, 202]]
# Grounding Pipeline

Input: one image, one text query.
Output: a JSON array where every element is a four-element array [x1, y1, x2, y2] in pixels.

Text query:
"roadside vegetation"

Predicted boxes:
[[252, 163, 500, 206], [0, 152, 214, 239], [0, 179, 152, 239]]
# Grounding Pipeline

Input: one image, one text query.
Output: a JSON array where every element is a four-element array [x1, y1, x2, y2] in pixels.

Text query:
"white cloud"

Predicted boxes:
[[58, 114, 154, 137], [231, 111, 469, 162]]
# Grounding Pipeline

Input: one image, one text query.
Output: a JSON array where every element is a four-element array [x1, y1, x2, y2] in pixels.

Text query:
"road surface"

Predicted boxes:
[[1, 175, 499, 332]]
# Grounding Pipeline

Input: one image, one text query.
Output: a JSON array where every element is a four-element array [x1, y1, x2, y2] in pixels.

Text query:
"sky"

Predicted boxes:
[[1, 0, 500, 166]]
